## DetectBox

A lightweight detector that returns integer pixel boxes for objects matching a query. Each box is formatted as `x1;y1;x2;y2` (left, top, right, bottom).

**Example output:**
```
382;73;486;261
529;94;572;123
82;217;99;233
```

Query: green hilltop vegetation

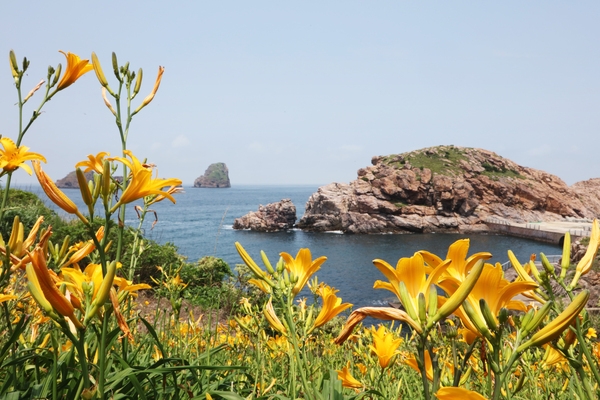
380;145;524;180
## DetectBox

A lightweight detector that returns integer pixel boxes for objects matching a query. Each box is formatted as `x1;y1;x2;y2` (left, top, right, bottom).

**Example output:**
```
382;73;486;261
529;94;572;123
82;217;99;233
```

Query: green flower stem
281;296;314;400
574;317;600;386
416;336;431;400
63;326;90;392
98;310;111;400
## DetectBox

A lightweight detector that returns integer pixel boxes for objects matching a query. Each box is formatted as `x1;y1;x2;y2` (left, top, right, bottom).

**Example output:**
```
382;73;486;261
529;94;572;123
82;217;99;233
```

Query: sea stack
55;171;94;188
193;163;231;188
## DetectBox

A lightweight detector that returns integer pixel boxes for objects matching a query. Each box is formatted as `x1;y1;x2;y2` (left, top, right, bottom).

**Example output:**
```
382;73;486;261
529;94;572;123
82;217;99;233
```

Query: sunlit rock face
298;145;600;234
233;199;296;232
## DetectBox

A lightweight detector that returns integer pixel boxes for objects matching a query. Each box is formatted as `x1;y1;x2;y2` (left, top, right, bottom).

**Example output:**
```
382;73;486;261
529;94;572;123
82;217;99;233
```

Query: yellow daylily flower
145;185;185;206
586;327;597;339
309;285;352;333
373;252;461;325
75;151;109;174
280;248;327;296
0;294;16;304
441;262;537;338
248;278;272;294
110;150;182;211
0;137;46;175
542;344;569;369
419;238;492;282
2;215;43;259
62;226;105;268
369;325;402;369
507;251;547;304
56;51;93;91
336;362;363;388
435;387;488;400
405;350;434;381
264;297;287;335
32;161;88;224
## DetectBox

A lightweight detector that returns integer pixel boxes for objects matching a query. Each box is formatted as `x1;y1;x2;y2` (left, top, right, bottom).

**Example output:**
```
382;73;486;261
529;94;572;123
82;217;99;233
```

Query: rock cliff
56;171;94;188
193;163;230;188
233;199;296;232
297;145;600;234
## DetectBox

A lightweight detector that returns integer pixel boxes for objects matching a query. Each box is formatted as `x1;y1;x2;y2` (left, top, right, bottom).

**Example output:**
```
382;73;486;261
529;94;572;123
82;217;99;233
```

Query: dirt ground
133;291;231;329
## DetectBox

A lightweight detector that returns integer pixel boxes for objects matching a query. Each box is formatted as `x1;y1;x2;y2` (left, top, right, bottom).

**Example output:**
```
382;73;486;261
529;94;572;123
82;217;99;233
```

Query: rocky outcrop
297;145;600;234
194;163;230;188
56;171;94;188
233;199;296;232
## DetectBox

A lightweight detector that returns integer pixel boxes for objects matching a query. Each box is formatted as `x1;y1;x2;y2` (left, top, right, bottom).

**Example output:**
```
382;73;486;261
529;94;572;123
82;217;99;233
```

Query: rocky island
56;171;94;188
233;199;296;232
193;163;230;188
297;145;600;234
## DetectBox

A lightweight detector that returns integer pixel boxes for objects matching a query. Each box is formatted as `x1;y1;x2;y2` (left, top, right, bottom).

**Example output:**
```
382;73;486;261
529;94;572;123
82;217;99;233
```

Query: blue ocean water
20;184;560;309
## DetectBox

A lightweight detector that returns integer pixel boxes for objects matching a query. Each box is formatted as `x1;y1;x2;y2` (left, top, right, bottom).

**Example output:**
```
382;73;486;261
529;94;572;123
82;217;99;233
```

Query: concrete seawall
486;219;592;246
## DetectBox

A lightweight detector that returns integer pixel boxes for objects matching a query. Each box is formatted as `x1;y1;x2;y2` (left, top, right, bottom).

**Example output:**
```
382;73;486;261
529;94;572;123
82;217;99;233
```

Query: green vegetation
206;163;229;182
0;188;64;238
480;161;524;179
381;146;468;176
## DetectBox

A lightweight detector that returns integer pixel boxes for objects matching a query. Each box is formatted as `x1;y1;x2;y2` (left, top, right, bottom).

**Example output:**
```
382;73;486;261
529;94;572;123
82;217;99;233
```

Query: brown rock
233;199;296;232
297;145;600;234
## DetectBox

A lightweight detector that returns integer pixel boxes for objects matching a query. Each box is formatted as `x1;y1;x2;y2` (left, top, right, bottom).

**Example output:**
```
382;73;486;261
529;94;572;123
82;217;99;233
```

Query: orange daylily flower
309;285;352;333
57;51;93;91
369;325;402;369
110;150;182;210
280;248;327;296
435;387;488;400
336;362;363;388
0;137;46;175
75;151;109;174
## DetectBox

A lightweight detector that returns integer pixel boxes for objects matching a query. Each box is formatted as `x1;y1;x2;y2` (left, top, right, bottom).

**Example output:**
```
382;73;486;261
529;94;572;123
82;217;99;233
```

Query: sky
1;2;599;186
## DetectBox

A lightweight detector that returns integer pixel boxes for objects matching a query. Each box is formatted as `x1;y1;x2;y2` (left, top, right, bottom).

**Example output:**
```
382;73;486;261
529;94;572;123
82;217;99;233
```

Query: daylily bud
498;308;509;325
133;68;143;96
51;64;62;87
262;250;275;275
427;284;438;318
540;253;555;277
9;50;19;79
520;308;535;332
91;52;109;88
560;232;571;281
102;160;111;200
92;173;102;200
111;52;120;81
283;269;291;286
523;300;553;336
518;291;588;352
398;281;418;322
85;260;117;321
480;299;498;332
133;66;164;115
432;259;484;325
76;168;93;206
463;300;492;341
418;292;427;324
264;297;286;335
276;258;284;273
59;235;70;259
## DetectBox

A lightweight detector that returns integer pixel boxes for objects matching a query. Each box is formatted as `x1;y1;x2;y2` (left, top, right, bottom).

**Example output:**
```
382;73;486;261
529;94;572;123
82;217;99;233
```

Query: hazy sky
1;2;598;186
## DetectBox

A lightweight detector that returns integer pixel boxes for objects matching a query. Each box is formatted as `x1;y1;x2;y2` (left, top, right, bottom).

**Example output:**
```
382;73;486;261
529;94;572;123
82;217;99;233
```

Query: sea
18;184;560;309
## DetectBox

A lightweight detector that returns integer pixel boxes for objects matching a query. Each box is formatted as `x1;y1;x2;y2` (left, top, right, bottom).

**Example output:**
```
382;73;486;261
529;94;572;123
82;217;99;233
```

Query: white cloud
171;135;190;148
